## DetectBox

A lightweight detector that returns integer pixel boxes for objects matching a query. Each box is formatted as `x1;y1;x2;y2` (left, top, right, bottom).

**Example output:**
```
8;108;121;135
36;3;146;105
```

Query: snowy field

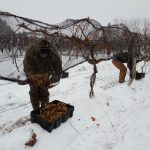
0;54;150;150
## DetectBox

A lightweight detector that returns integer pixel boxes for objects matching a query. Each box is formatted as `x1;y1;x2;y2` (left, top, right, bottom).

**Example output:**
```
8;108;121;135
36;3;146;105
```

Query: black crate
31;100;74;132
136;72;145;80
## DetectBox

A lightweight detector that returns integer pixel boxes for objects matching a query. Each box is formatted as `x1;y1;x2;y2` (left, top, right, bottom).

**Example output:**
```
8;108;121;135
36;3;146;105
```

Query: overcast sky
0;0;150;25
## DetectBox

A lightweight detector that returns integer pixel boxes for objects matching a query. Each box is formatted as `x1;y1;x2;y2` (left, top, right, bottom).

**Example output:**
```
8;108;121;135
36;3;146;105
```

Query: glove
28;74;49;87
18;80;28;85
51;75;60;83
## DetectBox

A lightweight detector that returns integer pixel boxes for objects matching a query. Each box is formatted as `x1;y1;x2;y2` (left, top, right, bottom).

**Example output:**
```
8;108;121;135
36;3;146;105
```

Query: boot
41;100;49;107
31;99;40;110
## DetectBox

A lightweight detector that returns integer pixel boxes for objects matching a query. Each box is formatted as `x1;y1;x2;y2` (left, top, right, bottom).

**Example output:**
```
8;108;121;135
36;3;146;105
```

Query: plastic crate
31;100;74;132
136;72;145;80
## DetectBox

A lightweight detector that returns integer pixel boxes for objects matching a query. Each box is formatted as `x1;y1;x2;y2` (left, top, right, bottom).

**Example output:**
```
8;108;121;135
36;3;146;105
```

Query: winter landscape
0;51;150;150
1;0;150;150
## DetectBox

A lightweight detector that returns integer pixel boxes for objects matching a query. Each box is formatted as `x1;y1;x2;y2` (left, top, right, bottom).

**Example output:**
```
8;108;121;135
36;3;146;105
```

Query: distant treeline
0;18;14;34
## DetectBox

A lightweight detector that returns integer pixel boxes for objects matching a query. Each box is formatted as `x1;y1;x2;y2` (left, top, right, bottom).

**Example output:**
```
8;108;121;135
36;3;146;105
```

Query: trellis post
131;46;137;79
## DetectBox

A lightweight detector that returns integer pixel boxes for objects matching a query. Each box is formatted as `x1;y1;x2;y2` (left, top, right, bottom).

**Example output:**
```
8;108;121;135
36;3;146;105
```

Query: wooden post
131;47;137;79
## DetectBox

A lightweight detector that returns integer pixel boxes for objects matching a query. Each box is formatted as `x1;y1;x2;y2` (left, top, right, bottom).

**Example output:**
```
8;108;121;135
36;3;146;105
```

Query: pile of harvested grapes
40;102;68;123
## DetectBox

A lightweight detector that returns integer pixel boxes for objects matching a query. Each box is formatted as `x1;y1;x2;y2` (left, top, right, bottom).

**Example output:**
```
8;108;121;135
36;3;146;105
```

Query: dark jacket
23;42;62;83
112;52;129;63
112;52;132;70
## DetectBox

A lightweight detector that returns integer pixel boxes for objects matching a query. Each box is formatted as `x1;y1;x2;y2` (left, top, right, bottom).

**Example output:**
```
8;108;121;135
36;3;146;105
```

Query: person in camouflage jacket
23;39;62;110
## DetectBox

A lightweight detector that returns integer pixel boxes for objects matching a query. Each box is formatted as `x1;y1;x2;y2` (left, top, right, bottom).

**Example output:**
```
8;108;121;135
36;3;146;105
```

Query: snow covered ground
0;54;150;150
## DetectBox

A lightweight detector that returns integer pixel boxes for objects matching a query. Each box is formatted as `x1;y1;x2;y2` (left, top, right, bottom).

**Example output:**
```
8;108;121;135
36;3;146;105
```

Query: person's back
112;51;145;82
112;52;128;63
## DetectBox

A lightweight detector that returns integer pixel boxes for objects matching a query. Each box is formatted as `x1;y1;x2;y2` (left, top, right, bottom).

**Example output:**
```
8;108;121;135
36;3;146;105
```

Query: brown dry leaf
91;117;96;121
25;132;37;147
96;124;100;127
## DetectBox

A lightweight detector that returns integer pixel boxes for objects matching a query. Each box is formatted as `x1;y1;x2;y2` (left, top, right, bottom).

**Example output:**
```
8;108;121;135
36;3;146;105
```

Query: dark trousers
29;84;49;110
112;60;127;83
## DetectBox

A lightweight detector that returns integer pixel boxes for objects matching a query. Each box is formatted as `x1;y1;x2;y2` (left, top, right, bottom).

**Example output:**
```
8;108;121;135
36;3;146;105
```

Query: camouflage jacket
23;42;62;83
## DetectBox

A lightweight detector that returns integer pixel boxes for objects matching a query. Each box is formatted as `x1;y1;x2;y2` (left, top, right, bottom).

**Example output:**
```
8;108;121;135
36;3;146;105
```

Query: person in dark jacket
112;51;145;83
23;39;62;110
112;52;132;83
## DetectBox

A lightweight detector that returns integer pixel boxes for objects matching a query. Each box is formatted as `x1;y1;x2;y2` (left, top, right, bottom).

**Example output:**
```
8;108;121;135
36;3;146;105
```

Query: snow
0;53;150;150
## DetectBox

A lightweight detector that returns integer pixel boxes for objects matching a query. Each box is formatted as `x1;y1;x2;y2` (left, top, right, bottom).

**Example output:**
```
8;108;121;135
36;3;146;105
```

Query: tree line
0;18;14;34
